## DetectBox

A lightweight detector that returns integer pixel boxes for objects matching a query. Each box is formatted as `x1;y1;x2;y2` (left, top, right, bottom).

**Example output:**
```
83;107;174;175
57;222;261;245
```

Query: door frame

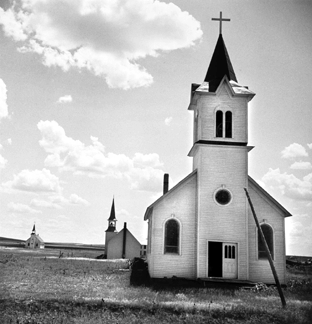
207;240;239;278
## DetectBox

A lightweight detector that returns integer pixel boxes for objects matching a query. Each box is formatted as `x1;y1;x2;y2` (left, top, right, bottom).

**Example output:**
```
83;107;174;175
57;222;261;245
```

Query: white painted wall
147;172;197;279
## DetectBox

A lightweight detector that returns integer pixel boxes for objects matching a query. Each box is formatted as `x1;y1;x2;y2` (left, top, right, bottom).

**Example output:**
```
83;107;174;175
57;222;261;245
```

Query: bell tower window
225;111;232;138
216;110;223;137
215;110;233;138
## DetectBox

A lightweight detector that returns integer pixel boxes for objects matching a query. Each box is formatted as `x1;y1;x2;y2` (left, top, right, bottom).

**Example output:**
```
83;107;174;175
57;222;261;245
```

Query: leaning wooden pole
244;188;286;308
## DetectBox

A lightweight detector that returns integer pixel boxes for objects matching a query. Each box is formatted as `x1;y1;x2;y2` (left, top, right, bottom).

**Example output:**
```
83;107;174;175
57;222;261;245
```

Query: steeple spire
108;198;116;221
31;224;36;235
106;198;117;232
204;34;237;92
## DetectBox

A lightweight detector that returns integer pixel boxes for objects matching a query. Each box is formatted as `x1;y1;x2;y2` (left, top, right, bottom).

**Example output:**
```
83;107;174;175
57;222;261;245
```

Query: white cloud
8;202;41;214
0;0;202;89
308;143;312;149
262;168;312;201
281;143;308;159
30;193;89;208
0;154;8;169
0;6;28;41
165;117;173;126
285;214;312;254
38;120;164;192
7;138;12;145
57;95;73;104
0;78;9;120
30;198;62;209
290;161;312;170
68;193;89;206
2;168;62;193
133;153;163;168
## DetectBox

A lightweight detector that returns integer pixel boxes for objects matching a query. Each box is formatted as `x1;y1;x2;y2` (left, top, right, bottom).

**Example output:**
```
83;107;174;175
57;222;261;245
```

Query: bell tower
188;12;255;279
105;198;118;249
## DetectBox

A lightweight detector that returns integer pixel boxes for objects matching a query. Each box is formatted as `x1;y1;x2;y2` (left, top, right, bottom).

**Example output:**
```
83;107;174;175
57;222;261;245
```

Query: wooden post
122;222;127;259
244;188;286;308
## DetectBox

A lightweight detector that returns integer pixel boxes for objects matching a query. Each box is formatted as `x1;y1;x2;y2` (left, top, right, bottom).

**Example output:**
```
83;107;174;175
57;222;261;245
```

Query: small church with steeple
25;224;45;249
105;199;144;259
144;13;291;284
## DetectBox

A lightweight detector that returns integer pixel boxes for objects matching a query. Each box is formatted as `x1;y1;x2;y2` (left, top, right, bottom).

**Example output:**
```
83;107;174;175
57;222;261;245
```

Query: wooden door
222;243;238;279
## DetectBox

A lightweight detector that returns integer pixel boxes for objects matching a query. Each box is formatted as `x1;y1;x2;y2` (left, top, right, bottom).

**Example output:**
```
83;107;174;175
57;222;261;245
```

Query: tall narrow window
216;111;223;137
164;219;179;254
258;224;274;259
225;111;232;138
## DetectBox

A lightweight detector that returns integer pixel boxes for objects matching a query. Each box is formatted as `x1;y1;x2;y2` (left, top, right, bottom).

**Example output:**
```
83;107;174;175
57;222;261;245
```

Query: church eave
189;77;255;107
188;141;249;157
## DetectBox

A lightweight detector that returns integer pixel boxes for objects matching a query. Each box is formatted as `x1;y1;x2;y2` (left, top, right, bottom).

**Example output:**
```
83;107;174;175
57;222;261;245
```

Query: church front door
222;243;238;279
208;241;238;279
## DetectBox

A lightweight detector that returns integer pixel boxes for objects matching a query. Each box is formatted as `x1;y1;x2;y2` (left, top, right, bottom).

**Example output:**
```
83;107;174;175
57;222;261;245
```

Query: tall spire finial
212;11;230;35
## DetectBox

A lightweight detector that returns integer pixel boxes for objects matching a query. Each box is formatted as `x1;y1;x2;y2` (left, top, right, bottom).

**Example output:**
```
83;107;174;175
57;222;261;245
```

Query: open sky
0;0;311;256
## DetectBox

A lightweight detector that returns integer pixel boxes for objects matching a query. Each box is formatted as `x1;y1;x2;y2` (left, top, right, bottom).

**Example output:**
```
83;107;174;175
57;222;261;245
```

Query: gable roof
109;227;141;245
204;34;237;92
144;170;197;220
248;176;292;217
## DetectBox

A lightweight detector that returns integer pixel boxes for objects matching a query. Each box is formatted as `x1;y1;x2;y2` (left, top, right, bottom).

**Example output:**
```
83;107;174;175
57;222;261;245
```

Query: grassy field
0;248;311;323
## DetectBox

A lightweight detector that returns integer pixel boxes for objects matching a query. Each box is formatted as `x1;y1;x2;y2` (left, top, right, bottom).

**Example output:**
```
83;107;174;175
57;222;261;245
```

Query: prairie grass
0;248;311;323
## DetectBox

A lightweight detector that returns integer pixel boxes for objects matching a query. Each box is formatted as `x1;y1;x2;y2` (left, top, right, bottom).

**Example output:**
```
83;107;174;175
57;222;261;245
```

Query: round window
215;189;232;205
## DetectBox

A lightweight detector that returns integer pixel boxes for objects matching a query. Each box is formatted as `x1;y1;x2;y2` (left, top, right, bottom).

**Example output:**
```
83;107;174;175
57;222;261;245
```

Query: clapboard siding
107;229;141;260
145;76;290;284
196;83;248;143
147;173;197;279
195;144;249;279
247;179;286;284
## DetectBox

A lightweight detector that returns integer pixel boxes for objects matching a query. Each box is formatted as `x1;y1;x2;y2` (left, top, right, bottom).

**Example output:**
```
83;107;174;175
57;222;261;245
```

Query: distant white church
25;224;45;249
144;17;291;284
105;199;145;259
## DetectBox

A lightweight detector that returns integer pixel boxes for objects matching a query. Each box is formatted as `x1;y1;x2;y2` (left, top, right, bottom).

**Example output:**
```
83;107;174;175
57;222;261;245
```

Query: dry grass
0;248;312;323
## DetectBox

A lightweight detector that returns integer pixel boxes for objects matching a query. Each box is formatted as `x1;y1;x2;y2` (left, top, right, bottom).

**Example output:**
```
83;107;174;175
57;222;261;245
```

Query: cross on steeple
212;11;230;35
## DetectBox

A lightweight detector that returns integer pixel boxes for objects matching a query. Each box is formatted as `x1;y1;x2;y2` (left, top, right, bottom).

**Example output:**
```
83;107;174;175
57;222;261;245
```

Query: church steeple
31;224;36;235
105;198;118;253
106;198;117;233
204;34;237;92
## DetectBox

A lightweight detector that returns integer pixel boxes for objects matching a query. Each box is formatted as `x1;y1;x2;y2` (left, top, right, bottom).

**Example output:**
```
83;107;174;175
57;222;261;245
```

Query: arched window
258;224;274;259
164;219;179;254
225;111;232;138
216;111;223;137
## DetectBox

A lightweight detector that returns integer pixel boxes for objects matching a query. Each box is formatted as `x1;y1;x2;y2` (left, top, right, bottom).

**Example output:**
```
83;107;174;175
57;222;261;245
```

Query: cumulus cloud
0;154;8;170
68;193;89;206
308;143;312;150
8;202;41;214
281;143;308;159
30;198;62;209
38;120;164;192
30;193;89;208
0;0;202;89
0;78;9;120
57;95;73;104
290;161;312;170
165;117;173;126
262;168;312;201
2;168;62;193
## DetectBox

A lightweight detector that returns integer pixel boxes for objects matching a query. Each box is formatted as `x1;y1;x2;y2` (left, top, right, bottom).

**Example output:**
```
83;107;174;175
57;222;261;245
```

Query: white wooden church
144;14;292;284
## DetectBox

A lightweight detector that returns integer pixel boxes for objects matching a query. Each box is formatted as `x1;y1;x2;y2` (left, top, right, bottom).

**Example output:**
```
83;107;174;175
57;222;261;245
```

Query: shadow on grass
1;296;312;324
